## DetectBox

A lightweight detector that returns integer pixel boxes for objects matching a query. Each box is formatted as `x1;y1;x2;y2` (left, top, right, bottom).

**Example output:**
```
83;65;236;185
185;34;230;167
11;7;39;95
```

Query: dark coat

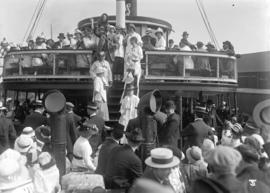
88;114;105;153
24;111;49;130
65;112;79;160
126;117;140;133
214;174;246;193
182;119;210;152
237;163;270;192
95;138;120;175
159;113;180;148
0;117;17;153
105;144;143;189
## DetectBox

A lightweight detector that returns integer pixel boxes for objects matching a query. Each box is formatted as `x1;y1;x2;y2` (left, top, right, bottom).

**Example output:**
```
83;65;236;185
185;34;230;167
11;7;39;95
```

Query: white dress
93;76;109;121
119;95;140;129
72;136;96;171
90;60;112;83
33;165;60;193
180;45;194;69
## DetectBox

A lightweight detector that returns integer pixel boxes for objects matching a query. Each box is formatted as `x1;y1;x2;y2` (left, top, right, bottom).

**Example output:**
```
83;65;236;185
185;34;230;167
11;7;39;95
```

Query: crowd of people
1;13;238;82
0;90;270;193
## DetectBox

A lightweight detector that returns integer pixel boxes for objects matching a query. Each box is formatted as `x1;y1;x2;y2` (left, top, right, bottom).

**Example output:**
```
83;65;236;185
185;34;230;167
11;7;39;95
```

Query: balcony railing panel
145;51;237;83
3;50;93;78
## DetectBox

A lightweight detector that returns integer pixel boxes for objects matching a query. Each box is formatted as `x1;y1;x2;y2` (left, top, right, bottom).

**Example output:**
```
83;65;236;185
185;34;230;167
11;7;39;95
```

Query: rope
195;0;215;45
198;0;220;50
23;0;43;42
26;0;47;42
32;0;47;37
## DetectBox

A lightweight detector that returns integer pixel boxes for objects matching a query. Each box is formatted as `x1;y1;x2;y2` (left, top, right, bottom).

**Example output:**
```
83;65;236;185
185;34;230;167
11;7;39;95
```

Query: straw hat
253;99;270;129
38;152;56;170
145;28;153;34
35;125;51;143
155;27;164;36
14;135;33;153
145;148;180;168
21;127;35;138
0;158;32;191
186;146;202;164
74;29;82;35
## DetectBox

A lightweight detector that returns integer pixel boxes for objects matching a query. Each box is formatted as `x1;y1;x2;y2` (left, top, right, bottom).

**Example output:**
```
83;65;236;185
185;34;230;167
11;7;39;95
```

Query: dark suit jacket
105;144;143;189
95;138;120;175
24;111;49;129
88;114;105;153
65;112;79;160
159;113;180;148
0;117;17;153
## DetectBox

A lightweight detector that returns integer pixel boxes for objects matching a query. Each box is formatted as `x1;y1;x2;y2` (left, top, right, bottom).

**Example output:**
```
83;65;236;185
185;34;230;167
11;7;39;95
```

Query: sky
0;0;269;54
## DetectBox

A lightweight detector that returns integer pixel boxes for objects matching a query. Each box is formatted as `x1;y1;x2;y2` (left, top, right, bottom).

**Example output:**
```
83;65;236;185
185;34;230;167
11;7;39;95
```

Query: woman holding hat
119;84;140;130
72;121;99;172
154;27;166;50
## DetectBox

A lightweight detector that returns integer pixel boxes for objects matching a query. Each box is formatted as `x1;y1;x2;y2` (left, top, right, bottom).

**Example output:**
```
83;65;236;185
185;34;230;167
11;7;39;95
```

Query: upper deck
2;49;237;93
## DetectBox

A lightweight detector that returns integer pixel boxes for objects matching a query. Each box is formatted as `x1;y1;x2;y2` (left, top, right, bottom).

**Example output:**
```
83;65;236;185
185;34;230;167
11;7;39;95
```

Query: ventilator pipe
137;90;162;162
43;90;66;178
116;0;126;28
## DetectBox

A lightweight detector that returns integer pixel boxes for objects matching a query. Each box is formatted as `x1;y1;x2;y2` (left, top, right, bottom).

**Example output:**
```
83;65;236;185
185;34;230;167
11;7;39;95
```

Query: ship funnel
116;0;126;28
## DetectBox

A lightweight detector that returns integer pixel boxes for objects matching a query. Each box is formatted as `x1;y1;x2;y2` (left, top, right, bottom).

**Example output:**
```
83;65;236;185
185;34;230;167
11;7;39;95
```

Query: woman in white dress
72;121;99;172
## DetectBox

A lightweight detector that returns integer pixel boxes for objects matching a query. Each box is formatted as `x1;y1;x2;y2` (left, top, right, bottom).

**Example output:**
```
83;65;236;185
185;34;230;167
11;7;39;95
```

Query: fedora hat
125;127;144;143
34;100;43;108
58;33;66;39
253;99;270;129
145;148;180;168
14;135;33;153
80;121;99;135
186;146;202;164
155;27;164;35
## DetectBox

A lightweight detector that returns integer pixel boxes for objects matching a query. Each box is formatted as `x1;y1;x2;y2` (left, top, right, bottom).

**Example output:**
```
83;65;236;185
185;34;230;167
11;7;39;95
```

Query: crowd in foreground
0;92;270;193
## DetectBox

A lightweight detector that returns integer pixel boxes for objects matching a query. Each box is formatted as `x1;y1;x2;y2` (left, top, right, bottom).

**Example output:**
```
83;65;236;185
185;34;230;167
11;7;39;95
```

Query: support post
116;0;126;28
234;92;238;116
178;95;183;150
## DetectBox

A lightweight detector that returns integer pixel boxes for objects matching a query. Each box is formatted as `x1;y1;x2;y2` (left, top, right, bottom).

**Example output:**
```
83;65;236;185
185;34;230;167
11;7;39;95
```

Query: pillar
116;0;126;28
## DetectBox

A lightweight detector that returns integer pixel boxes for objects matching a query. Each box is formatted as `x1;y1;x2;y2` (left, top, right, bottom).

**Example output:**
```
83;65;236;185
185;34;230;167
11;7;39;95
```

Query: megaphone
137;89;162;115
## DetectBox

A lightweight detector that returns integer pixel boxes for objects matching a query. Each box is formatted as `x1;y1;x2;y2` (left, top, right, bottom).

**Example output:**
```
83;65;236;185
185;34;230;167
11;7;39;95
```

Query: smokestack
116;0;126;28
126;0;137;16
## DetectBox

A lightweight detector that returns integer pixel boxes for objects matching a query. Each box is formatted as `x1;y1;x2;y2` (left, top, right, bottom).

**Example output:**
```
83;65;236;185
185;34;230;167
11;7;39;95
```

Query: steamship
2;0;238;123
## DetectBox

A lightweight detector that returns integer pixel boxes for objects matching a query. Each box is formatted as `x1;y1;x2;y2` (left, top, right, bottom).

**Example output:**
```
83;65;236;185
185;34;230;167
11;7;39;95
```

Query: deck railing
3;50;93;79
145;51;237;83
3;49;237;84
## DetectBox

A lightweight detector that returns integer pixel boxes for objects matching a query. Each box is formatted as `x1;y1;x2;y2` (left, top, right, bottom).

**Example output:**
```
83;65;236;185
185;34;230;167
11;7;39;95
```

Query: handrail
145;50;237;83
6;49;93;55
145;50;237;59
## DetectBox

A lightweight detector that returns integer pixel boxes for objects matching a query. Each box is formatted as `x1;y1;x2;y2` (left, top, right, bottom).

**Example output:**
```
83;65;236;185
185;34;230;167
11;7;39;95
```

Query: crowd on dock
0;91;270;193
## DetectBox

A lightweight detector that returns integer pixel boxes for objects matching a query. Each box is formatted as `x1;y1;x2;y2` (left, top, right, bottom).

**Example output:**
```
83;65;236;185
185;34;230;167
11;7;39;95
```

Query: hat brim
155;31;163;35
145;156;179;169
186;149;197;164
253;99;270;128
